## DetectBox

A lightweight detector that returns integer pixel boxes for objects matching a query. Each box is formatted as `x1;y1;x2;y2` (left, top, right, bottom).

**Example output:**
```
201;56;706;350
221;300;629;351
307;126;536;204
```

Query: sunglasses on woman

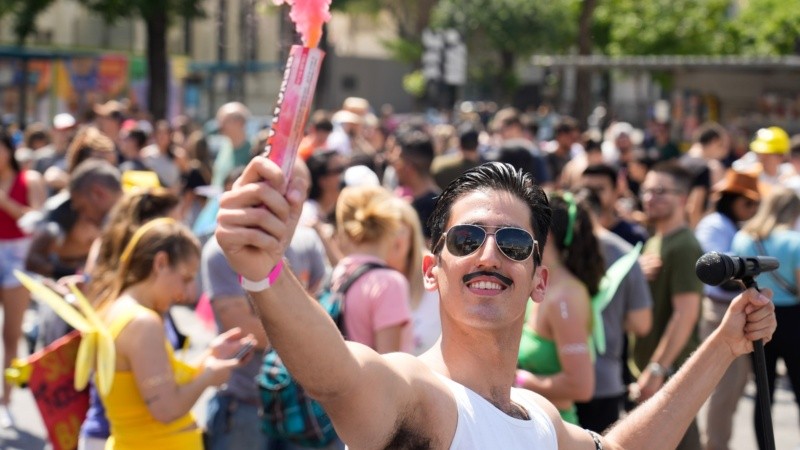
436;224;538;262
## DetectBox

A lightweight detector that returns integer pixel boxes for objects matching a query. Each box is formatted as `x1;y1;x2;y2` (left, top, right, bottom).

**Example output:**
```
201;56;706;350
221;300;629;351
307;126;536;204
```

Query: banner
24;331;90;450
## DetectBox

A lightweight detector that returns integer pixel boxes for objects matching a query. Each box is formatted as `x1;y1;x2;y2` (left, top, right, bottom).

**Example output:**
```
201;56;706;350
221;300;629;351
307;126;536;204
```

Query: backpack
257;262;387;447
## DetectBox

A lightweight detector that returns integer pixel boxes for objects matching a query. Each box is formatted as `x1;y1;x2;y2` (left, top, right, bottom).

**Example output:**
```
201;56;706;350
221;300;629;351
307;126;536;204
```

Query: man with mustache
216;160;776;449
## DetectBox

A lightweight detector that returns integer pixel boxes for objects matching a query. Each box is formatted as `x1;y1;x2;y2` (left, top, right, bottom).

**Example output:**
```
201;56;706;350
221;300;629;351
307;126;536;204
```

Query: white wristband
239;260;284;292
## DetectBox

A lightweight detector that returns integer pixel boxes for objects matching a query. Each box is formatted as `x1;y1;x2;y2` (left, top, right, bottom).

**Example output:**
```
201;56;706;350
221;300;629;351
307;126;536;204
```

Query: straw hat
712;169;761;201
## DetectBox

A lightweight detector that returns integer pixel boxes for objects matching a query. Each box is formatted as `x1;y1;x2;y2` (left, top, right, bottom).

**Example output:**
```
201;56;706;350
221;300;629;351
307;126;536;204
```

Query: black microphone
695;252;780;286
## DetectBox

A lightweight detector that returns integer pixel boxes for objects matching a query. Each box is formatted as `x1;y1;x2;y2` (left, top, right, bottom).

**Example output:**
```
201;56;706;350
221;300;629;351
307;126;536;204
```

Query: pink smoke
272;0;332;48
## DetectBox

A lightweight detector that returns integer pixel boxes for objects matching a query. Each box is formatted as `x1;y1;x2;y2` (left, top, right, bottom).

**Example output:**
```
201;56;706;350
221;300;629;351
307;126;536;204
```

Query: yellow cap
750;127;790;155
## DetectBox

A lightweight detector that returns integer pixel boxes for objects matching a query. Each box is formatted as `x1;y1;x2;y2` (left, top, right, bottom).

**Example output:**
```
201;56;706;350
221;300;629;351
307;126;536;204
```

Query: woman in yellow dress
96;218;252;449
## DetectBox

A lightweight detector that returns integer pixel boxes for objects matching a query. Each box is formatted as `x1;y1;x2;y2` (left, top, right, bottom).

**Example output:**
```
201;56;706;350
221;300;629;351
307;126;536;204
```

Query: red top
0;171;30;239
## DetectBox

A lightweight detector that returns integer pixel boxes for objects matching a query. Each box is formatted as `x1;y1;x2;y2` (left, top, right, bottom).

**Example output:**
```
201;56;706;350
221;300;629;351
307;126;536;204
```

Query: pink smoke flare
273;0;332;48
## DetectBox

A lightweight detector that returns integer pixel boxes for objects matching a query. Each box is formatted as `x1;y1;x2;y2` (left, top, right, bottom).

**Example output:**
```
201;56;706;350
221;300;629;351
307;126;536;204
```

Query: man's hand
639;254;662;282
635;367;665;403
716;287;776;357
215;157;309;281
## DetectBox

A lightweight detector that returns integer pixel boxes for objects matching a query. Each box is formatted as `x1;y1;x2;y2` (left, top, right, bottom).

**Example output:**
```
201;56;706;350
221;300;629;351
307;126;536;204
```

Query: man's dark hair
429;162;551;266
69;159;122;195
306;149;340;201
494;108;522;131
126;128;148;149
398;130;435;174
458;124;479;152
554;117;579;136
649;160;692;193
521;113;539;138
716;192;744;224
310;111;333;133
584;138;601;153
25;123;49;148
694;122;725;146
575;186;603;218
582;164;617;187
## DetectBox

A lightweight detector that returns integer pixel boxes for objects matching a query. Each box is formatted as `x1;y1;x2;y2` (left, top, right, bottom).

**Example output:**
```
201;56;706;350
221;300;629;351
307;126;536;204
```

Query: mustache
462;271;513;286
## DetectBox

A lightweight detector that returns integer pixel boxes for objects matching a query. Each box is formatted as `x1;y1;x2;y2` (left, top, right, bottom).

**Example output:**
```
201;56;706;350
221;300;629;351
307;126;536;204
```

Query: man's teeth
469;281;503;290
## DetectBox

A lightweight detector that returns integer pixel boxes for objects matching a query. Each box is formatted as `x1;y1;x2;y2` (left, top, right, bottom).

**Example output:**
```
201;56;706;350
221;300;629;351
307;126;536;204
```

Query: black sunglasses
436;224;538;262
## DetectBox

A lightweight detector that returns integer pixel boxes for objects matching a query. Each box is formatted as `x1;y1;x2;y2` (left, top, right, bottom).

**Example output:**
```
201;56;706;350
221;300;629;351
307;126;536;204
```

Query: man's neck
406;175;439;198
599;210;620;230
461;150;480;163
228;133;247;149
432;321;522;411
654;214;686;237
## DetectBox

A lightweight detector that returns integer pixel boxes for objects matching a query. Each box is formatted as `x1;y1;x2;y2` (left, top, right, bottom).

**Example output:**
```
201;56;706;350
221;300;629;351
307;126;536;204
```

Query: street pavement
1;305;798;450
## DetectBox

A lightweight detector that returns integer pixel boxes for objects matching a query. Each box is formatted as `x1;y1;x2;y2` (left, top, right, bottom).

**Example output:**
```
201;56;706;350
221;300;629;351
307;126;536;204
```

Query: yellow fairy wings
11;270;115;396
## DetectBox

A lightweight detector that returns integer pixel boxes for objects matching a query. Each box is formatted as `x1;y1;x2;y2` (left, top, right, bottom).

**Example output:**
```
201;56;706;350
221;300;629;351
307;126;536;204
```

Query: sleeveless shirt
437;374;558;450
0;171;29;239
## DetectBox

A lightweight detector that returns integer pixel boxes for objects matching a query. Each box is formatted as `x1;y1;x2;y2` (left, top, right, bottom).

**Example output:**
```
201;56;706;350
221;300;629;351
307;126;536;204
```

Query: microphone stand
742;276;775;450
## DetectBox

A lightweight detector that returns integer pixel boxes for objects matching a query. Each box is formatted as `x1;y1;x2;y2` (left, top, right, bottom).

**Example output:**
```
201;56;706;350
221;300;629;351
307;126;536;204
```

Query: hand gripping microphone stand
695;252;776;450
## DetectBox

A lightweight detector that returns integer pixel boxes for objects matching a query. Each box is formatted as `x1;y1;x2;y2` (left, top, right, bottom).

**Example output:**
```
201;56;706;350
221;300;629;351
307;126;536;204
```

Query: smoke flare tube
264;45;325;189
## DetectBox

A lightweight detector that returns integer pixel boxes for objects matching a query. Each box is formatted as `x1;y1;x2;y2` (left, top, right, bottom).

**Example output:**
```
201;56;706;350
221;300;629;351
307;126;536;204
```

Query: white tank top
438;374;558;450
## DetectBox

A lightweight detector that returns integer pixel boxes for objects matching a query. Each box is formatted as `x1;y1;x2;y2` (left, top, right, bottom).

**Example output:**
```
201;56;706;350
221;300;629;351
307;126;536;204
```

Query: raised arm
214;157;426;447
602;288;775;450
549;287;776;450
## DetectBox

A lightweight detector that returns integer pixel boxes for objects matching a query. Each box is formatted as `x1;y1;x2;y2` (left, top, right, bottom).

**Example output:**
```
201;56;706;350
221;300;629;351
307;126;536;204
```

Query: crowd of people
0;94;793;449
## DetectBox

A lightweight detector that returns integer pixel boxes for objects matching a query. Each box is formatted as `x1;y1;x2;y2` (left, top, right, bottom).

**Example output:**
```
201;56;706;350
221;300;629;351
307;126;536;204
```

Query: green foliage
734;0;800;55
431;0;578;97
1;0;57;43
382;37;423;65
0;0;204;43
79;0;204;23
593;0;739;55
432;0;579;55
403;70;426;98
331;0;382;15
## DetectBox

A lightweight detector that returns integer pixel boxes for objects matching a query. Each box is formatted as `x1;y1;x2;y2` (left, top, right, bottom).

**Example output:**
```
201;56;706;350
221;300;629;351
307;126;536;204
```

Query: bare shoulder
514;387;562;423
514;388;595;450
108;304;164;347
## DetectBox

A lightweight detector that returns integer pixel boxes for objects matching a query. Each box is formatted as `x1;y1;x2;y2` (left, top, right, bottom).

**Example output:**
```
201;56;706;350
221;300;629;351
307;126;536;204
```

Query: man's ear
422;253;439;291
530;265;549;303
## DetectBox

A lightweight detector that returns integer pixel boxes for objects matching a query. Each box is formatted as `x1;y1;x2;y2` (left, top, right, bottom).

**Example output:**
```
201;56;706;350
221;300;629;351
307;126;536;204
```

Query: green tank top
517;300;579;424
518;301;561;375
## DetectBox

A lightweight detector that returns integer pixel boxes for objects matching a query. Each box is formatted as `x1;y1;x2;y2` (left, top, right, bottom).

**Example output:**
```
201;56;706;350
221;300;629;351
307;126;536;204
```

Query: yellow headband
119;217;177;264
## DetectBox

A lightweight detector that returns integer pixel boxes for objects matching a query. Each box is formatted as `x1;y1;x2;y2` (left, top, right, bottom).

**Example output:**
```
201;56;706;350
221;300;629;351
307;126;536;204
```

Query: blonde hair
96;218;199;309
741;187;800;240
392;198;425;304
336;186;401;245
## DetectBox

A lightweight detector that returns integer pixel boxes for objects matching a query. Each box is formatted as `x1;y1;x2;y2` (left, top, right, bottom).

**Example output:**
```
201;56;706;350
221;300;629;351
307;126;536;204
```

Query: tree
733;0;800;55
332;0;436;65
574;0;598;126
81;0;204;120
1;0;58;127
432;0;577;101
593;0;738;56
1;0;203;120
2;0;55;45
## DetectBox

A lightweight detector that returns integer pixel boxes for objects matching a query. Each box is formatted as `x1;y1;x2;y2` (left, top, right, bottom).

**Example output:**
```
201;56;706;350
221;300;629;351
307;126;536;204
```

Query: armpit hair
382;408;434;450
383;426;433;450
